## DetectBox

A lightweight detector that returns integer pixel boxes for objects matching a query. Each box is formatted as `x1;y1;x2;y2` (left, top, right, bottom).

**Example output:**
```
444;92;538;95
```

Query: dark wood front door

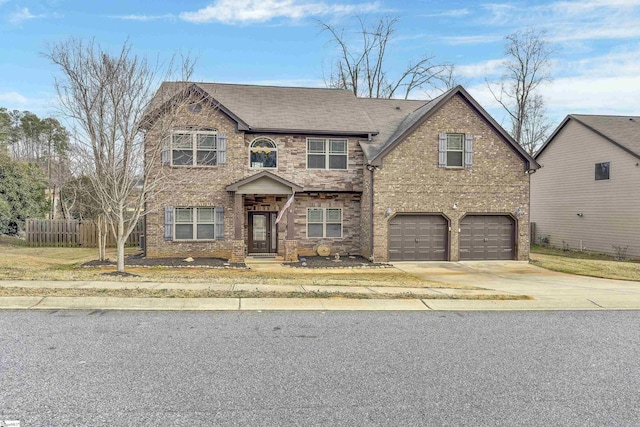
248;212;277;253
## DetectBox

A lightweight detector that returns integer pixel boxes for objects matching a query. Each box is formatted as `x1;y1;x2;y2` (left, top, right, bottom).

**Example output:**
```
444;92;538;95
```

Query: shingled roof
156;81;376;135
151;82;537;167
537;114;640;160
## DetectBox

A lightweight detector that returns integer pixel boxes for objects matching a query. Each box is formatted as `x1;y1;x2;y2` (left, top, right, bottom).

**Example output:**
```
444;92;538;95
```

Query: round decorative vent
316;244;331;257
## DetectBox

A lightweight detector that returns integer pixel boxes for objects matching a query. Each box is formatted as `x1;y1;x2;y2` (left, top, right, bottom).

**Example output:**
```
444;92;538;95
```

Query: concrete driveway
393;261;640;310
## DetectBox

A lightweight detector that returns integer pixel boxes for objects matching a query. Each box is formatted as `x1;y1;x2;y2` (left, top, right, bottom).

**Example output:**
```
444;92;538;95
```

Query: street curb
0;296;637;311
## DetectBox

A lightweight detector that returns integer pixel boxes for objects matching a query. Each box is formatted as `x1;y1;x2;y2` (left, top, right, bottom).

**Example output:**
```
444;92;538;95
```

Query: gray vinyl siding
531;119;640;257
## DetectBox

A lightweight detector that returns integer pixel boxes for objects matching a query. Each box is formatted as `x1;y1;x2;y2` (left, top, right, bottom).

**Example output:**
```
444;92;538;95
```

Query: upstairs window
307;138;348;170
595;162;610;180
439;133;473;168
250;138;278;168
162;130;227;167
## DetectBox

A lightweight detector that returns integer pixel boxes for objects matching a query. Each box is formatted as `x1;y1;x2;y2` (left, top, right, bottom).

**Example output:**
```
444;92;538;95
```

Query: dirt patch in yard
288;255;390;269
80;253;247;269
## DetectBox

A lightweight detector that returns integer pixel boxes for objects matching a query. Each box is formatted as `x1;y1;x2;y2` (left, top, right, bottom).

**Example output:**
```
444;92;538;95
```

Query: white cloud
113;14;175;21
0;91;29;106
179;0;380;24
421;8;469;18
475;0;640;43
467;47;640;125
542;75;640;115
440;34;503;45
8;7;41;25
456;59;505;78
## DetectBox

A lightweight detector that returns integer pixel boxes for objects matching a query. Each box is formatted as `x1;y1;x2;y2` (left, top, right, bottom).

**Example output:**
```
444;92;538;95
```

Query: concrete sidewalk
1;265;640;310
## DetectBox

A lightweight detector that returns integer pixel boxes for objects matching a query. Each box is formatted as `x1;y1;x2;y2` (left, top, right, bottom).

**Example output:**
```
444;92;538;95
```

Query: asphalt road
1;310;639;426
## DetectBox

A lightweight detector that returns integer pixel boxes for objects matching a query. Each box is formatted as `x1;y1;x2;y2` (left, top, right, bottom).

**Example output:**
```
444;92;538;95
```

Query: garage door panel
389;215;447;261
460;215;514;261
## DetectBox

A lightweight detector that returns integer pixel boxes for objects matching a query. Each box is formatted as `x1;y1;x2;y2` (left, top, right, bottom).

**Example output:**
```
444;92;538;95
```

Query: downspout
369;165;374;260
367;133;375;260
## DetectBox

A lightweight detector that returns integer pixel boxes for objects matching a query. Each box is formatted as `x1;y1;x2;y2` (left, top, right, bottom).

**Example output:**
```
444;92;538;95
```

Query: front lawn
530;245;640;281
0;240;464;289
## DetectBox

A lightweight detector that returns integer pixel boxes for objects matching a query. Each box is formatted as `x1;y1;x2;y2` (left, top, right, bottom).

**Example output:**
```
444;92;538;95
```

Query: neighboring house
531;114;640;258
144;82;538;262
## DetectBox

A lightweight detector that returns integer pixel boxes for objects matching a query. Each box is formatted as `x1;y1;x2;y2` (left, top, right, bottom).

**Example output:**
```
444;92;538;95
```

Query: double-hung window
438;133;473;168
307;208;342;238
167;207;224;241
307;138;348;169
165;130;226;167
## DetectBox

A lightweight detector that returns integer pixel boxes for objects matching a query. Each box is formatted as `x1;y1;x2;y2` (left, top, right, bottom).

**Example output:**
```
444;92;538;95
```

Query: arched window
250;138;277;168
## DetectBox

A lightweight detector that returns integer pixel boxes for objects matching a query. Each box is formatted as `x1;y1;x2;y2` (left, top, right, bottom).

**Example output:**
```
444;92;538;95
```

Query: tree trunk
116;216;125;273
97;216;106;261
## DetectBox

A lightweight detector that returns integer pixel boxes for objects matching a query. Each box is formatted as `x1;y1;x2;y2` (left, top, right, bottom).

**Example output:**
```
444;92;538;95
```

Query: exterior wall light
385;208;392;218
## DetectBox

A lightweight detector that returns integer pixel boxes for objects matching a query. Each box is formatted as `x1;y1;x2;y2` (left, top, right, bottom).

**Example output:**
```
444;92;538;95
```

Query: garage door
389;215;447;261
459;215;514;260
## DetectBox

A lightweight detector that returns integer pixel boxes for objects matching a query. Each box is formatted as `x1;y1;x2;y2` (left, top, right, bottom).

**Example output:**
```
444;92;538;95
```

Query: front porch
226;171;302;263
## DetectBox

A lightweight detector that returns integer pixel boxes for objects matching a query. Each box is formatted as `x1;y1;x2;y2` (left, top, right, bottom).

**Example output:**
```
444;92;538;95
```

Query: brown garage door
459;215;514;260
389;215;447;261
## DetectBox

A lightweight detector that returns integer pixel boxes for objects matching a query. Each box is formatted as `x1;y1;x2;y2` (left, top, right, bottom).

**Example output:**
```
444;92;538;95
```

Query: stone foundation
283;239;298;262
231;239;245;262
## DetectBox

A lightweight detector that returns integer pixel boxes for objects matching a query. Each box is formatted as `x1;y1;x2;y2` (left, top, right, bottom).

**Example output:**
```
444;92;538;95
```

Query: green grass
530;245;640;281
531;244;637;262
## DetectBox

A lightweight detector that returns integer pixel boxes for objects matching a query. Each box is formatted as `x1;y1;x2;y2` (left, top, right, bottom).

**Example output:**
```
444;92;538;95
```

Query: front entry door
248;212;277;253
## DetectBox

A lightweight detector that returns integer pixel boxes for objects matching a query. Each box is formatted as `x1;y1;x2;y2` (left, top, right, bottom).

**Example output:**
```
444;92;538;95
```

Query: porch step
245;255;285;263
247;253;279;258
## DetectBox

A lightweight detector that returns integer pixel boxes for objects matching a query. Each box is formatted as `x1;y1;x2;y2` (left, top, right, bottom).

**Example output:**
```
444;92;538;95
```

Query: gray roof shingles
153;82;533;166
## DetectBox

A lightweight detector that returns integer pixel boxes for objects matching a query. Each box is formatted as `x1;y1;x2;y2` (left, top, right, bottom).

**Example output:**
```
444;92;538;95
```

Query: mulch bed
80;253;246;269
287;255;392;269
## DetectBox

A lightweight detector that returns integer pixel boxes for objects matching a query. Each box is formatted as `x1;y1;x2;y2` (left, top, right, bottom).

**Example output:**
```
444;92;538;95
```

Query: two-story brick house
144;82;538;263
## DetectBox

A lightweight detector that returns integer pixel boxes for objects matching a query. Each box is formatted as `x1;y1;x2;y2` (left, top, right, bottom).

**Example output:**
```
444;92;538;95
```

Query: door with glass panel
248;212;277;253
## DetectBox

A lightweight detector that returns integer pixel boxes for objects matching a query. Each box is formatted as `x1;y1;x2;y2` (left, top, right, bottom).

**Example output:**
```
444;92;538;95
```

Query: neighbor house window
163;130;227;167
595;162;610;180
307;208;342;238
307;138;348;169
438;133;473;168
173;207;223;240
250;138;277;168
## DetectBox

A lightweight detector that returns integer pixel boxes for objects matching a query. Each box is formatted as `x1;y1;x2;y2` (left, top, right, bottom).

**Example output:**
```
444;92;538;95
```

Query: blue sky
1;0;639;128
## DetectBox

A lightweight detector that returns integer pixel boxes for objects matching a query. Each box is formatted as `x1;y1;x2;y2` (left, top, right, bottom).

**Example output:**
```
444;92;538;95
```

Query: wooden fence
26;219;143;248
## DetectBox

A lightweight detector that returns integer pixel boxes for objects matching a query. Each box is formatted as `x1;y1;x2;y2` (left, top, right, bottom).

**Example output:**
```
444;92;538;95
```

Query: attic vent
188;103;202;114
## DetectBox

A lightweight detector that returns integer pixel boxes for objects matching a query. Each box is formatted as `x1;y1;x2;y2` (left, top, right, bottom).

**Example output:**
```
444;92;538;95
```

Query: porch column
286;196;295;240
230;192;245;262
284;195;298;262
234;193;243;239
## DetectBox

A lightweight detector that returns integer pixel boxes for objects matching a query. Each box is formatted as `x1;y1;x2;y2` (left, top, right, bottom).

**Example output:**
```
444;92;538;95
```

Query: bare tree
320;16;455;99
45;39;195;273
488;28;553;154
521;94;553;155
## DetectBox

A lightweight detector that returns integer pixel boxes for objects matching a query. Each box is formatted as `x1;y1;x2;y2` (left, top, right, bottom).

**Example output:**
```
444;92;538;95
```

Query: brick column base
230;240;245;263
283;240;298;262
